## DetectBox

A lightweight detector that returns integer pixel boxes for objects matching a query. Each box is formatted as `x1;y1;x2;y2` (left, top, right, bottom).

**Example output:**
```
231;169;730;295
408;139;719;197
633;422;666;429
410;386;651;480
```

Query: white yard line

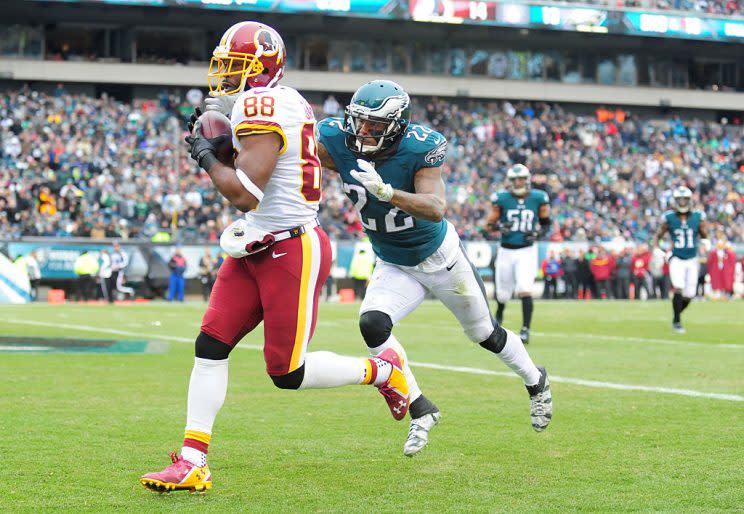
3;318;742;403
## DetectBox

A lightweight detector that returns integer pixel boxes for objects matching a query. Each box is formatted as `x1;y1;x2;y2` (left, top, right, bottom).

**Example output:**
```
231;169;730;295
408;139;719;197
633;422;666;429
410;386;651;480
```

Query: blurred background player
110;241;135;301
141;22;409;494
167;246;187;302
317;80;552;456
487;164;550;344
654;186;708;334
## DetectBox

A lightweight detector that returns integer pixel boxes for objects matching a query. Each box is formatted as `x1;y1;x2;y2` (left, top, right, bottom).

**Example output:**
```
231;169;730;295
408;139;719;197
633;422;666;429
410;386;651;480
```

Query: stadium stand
1;87;741;244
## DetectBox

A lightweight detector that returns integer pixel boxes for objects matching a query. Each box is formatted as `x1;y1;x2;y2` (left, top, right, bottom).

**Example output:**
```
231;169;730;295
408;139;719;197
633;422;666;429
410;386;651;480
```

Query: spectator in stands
167;246;187;302
590;247;616;299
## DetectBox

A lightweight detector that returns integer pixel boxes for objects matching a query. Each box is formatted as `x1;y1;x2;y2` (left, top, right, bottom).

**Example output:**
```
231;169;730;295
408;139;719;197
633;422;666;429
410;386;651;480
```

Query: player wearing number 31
653;186;708;334
141;22;412;494
317;80;553;457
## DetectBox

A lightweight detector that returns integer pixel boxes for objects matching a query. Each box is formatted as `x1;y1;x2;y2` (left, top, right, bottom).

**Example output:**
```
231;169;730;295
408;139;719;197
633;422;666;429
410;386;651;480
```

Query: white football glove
350;159;394;202
204;93;239;116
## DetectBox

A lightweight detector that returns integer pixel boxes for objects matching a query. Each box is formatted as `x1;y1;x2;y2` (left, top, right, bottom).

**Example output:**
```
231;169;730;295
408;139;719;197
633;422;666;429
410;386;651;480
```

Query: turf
1;300;742;513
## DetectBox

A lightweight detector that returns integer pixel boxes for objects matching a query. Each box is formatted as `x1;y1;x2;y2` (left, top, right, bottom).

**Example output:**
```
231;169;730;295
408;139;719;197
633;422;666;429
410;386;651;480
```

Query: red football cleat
376;348;410;421
140;452;212;493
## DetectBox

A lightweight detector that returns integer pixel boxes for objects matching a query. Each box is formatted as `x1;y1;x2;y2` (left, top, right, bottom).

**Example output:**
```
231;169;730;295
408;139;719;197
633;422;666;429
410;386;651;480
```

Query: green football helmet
344;80;411;156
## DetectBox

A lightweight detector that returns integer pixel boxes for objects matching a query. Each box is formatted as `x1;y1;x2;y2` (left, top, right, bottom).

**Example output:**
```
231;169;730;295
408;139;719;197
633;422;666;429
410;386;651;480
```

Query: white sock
369;335;422;402
181;446;207;468
182;357;228;466
497;329;541;386
299;351;370;389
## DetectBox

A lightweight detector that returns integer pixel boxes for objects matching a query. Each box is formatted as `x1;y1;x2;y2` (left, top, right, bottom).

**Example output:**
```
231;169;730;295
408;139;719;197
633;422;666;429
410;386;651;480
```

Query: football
197;110;234;166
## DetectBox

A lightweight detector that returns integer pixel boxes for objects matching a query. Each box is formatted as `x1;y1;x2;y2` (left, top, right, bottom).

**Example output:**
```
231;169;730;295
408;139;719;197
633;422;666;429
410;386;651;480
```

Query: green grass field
1;300;743;513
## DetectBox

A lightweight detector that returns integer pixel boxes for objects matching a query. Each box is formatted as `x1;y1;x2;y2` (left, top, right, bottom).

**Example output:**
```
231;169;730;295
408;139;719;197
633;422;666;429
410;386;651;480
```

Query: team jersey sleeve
230;87;294;154
317;117;345;148
661;210;673;227
537;189;550;206
415;130;447;169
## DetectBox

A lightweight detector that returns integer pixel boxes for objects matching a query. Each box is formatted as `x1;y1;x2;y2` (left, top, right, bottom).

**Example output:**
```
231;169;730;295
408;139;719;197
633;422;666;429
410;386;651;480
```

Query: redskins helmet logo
254;29;280;60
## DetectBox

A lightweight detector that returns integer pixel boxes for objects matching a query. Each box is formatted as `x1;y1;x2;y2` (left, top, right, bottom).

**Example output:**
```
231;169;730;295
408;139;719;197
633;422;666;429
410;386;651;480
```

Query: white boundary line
3;318;742;403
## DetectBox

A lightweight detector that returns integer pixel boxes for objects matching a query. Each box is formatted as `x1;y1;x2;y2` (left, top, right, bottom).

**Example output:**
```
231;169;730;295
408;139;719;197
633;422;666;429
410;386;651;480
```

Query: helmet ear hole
262;68;269;74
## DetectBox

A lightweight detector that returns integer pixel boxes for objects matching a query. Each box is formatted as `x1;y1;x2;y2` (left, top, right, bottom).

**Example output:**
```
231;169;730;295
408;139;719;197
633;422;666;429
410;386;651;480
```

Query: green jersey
664;210;705;260
491;189;549;248
318;117;447;266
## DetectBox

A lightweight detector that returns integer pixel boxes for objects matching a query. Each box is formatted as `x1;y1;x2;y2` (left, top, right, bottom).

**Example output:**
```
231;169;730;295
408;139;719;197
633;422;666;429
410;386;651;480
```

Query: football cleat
376;348;410;421
140;452;212;493
520;327;530;345
672;322;686;334
403;411;441;457
526;367;552;432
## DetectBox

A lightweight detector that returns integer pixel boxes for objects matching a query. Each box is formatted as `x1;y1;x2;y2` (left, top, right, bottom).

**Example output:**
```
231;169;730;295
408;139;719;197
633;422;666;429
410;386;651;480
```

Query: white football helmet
672;186;693;213
507;164;531;196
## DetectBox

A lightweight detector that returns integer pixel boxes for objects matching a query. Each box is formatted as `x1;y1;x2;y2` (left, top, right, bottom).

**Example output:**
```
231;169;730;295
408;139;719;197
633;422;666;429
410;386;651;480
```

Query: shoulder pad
317;117;345;138
404;125;447;168
534;189;549;203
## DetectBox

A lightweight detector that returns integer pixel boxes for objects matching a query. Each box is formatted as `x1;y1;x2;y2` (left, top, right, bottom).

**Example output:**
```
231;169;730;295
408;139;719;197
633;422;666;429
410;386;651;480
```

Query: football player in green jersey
653;186;708;333
317;80;553;455
486;164;551;344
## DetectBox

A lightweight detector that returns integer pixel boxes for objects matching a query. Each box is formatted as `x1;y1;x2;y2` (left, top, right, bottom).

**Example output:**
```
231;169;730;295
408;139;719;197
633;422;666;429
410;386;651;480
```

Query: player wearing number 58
316;80;553;457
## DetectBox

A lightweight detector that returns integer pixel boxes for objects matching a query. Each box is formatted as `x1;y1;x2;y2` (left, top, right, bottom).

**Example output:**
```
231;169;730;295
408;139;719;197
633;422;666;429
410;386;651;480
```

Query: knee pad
195;331;233;360
269;365;305;390
359;311;393;348
479;325;507;354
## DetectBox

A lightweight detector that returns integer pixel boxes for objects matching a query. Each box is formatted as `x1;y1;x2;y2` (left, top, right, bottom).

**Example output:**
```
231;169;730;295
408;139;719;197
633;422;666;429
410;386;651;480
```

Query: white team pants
360;222;494;343
669;256;698;298
495;245;537;304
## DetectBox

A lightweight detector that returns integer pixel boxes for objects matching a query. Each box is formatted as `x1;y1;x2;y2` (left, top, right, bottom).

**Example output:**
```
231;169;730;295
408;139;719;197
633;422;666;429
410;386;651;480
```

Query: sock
521;296;533;329
409;394;439;419
496;328;541;386
368;335;422;403
298;351;388;389
364;357;393;386
495;302;505;322
182;357;228;466
681;297;691;312
672;293;683;323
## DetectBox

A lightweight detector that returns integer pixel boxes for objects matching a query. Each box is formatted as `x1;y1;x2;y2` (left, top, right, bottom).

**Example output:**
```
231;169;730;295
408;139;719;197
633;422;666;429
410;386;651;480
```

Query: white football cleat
403;412;441;457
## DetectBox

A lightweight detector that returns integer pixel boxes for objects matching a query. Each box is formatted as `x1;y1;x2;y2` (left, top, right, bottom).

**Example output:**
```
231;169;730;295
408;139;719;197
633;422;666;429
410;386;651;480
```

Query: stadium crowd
1;87;742;248
566;0;741;16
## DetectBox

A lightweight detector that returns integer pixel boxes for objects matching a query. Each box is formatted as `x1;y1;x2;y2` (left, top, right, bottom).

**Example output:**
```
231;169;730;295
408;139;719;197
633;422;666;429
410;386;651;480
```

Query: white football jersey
230;85;321;232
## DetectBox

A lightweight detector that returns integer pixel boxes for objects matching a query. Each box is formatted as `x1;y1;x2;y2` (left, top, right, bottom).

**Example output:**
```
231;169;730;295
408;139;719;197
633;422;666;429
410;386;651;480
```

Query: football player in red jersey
140;21;409;494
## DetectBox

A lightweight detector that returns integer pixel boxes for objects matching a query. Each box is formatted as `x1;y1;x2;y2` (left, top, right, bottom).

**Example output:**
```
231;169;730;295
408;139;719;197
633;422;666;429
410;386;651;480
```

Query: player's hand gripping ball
185;108;234;168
